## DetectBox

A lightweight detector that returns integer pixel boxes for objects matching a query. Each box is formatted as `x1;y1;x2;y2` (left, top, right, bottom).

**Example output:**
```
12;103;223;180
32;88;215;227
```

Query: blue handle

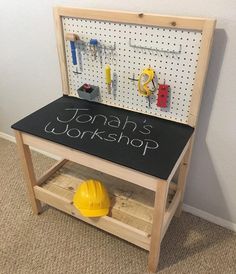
70;41;77;65
89;39;98;46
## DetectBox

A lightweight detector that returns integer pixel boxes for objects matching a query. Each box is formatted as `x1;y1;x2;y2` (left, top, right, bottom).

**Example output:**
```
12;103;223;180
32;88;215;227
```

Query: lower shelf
34;161;177;250
35;161;158;250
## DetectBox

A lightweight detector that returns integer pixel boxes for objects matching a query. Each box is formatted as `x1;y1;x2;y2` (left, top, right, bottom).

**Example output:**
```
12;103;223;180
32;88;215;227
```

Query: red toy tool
157;84;169;108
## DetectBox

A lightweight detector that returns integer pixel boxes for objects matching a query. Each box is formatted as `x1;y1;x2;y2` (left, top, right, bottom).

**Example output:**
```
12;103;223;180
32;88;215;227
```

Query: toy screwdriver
65;33;79;65
105;65;112;93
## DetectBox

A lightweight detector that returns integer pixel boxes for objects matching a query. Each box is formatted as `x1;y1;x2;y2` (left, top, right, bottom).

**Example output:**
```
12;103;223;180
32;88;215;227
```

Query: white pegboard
62;17;202;124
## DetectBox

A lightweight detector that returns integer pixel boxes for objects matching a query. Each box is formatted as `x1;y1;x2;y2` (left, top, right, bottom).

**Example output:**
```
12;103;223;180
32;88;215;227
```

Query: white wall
0;0;236;225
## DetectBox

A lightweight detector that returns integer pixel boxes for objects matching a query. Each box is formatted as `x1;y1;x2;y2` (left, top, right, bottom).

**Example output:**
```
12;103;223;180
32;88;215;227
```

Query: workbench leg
175;137;193;217
14;130;42;214
148;180;169;273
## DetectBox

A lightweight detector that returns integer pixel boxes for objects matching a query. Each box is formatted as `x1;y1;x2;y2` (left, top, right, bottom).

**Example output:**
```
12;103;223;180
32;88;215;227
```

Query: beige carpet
0;138;235;274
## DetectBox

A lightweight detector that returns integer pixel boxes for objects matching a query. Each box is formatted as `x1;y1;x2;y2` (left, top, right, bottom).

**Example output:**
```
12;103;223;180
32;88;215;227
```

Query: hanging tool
105;65;112;94
99;47;103;68
112;72;118;97
65;33;81;74
89;39;98;60
157;83;169;108
65;33;79;65
138;67;157;97
128;74;138;83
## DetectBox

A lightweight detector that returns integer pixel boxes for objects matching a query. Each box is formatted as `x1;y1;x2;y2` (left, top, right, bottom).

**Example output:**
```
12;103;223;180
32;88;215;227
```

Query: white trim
1;131;236;232
0;132;60;160
183;204;236;232
0;132;16;143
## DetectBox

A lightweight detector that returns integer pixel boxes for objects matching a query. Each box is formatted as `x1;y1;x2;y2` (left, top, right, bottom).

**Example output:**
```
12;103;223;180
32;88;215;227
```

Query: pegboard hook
129;38;182;56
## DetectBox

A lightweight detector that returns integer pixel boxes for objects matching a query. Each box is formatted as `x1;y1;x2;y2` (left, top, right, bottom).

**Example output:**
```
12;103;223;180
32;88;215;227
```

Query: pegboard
54;8;215;126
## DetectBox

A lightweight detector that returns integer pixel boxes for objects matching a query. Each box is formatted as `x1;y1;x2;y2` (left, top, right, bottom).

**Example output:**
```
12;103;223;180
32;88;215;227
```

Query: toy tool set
62;15;203;124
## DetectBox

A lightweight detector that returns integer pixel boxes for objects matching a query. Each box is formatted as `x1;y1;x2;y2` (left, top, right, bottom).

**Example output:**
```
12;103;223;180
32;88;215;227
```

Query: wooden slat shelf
34;186;151;250
34;161;176;250
35;161;155;249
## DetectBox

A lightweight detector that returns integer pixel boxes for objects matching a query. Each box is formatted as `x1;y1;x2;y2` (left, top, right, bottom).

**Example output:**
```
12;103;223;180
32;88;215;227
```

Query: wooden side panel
37;159;68;185
14;130;42;214
148;180;169;272
53;8;69;94
162;190;181;240
175;135;195;217
188;20;216;126
167;140;191;182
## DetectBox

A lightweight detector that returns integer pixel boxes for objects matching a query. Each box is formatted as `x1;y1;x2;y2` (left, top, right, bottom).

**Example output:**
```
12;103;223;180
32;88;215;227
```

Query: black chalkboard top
12;96;194;179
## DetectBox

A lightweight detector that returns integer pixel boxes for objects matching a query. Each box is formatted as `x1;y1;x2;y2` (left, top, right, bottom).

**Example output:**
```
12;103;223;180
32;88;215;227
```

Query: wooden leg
14;130;42;214
148;180;169;273
175;136;194;217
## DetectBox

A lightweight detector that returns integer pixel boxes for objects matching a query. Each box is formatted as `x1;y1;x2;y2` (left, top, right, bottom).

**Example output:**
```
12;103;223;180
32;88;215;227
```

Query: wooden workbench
12;95;193;271
12;6;215;273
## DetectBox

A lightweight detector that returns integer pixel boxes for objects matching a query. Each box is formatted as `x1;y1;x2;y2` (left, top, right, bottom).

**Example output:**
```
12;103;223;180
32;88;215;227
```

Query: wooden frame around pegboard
54;7;215;128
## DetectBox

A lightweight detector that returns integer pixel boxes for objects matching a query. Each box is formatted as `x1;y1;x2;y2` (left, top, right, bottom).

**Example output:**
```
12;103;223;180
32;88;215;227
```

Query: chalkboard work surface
12;96;194;179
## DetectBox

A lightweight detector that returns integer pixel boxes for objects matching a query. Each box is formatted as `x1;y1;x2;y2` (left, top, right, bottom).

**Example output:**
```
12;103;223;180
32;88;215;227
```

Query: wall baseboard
0;131;60;160
1;131;236;232
0;132;16;143
183;204;236;232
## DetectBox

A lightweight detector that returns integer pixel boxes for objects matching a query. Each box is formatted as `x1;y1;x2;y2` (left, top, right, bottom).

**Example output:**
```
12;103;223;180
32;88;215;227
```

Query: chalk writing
44;108;160;156
57;108;88;123
56;108;152;134
45;122;68;135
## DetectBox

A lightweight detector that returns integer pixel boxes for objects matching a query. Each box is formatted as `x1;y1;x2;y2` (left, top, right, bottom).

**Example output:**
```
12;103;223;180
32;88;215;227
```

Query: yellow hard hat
73;179;110;217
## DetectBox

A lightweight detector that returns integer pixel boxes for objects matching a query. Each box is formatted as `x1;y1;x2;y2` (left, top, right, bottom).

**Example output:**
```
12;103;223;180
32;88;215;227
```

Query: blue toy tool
89;39;98;46
65;33;79;66
89;39;98;60
70;41;77;65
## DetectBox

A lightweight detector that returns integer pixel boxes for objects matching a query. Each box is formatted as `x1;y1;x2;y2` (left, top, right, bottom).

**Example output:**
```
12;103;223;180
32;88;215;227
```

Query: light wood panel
167;140;191;182
14;130;42;214
34;185;151;250
53;8;69;94
148;180;169;273
21;132;162;191
37;159;68;185
188;19;216;126
33;159;182;253
39;161;155;234
54;7;207;31
175;135;195;217
162;190;181;240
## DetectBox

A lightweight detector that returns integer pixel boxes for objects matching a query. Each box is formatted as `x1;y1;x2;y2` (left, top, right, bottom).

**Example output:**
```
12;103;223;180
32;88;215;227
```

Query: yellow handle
105;65;111;84
138;67;156;97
